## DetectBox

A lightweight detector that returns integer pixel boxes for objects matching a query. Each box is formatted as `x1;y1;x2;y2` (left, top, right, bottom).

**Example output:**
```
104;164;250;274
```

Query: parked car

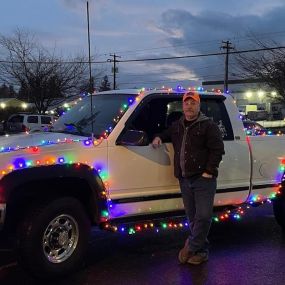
0;121;5;135
4;113;57;133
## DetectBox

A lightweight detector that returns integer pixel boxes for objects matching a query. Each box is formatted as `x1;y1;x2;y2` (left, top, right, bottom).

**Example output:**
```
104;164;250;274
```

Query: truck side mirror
116;130;149;146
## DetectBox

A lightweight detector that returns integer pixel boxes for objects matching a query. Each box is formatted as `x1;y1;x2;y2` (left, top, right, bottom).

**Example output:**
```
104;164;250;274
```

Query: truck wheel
16;197;91;279
273;194;285;230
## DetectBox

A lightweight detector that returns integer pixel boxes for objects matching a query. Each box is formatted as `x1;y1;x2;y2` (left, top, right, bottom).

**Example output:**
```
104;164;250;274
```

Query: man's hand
152;137;162;148
202;172;213;178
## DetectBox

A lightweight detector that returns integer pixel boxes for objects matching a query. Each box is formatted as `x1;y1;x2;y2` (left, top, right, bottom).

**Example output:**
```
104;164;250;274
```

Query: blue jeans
179;176;216;255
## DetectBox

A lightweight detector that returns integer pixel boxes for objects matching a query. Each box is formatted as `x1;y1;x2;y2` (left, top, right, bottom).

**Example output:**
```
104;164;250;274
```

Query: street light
257;90;265;98
245;91;253;98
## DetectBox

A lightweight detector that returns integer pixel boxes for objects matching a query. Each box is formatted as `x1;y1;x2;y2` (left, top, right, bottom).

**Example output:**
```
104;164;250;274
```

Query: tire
273;194;285;230
16;197;91;279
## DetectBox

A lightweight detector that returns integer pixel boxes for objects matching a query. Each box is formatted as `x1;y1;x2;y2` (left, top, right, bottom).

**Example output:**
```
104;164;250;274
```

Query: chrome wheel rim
42;214;79;263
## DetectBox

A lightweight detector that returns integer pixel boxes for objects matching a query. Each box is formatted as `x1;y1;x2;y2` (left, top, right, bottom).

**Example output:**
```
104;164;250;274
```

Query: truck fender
0;163;108;225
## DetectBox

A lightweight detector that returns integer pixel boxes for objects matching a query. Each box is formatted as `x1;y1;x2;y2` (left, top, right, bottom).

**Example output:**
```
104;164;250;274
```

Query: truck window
128;98;169;140
52;94;136;137
126;96;233;142
165;98;234;141
201;99;234;140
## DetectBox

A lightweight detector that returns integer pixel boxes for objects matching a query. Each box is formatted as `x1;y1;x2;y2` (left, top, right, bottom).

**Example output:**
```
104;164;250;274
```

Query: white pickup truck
0;88;284;279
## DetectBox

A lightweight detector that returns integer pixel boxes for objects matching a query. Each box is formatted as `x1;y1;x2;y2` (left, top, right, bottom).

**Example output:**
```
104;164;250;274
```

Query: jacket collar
179;112;209;127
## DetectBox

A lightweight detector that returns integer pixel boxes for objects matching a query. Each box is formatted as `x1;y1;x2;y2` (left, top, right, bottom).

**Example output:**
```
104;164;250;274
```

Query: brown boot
187;253;208;265
178;238;193;264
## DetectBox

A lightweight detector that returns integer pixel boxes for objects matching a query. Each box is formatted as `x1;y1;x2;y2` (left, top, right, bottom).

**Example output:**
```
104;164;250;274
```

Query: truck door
107;95;251;219
107;96;182;218
203;97;251;205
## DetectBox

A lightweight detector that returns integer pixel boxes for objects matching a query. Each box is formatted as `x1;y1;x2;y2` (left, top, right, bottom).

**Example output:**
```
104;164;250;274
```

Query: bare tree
0;29;94;113
234;36;285;104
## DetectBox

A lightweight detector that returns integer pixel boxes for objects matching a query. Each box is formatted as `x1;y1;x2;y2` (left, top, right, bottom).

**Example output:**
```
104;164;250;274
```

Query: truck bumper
0;203;6;230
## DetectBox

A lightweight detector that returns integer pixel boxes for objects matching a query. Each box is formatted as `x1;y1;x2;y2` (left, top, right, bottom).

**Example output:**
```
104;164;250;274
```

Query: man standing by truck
152;91;225;265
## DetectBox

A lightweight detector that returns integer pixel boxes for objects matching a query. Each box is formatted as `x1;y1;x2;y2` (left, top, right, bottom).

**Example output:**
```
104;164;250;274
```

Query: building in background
0;98;30;110
202;79;285;120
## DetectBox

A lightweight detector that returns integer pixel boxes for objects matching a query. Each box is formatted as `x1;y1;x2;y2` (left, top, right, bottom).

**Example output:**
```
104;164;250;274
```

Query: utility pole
108;54;121;90
221;40;234;93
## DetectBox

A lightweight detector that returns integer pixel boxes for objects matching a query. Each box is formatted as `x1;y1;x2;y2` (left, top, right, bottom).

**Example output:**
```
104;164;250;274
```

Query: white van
5;113;57;133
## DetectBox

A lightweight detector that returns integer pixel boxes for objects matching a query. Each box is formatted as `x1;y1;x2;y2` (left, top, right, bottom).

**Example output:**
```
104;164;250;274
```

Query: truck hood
0;131;108;182
0;132;87;149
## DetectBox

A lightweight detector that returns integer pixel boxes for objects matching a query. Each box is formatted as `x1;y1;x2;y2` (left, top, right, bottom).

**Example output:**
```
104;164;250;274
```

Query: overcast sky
1;0;285;90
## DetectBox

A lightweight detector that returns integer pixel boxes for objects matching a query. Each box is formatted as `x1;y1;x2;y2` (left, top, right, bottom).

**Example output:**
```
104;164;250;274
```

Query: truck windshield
51;94;135;137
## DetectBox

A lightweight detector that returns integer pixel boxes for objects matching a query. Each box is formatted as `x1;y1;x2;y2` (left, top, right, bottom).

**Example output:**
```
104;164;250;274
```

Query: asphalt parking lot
1;203;285;285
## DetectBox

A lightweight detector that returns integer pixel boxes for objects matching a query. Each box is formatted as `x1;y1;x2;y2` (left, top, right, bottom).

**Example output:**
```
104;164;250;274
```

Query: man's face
183;98;200;120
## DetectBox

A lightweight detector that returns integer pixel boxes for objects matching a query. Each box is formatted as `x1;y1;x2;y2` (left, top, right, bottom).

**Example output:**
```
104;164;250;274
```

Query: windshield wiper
50;111;101;137
64;122;84;135
50;128;91;137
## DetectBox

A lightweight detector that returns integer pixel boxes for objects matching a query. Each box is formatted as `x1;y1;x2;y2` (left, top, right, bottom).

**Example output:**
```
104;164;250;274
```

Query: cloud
150;5;285;85
3;0;285;90
115;2;285;89
53;1;285;89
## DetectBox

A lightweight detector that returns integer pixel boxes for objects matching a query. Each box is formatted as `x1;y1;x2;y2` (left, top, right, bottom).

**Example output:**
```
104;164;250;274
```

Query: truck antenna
86;1;94;141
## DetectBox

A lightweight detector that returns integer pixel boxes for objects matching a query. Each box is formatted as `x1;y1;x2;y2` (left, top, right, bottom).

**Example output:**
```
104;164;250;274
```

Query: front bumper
0;203;6;230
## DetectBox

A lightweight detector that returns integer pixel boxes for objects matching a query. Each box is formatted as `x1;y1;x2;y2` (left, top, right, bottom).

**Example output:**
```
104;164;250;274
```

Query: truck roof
94;88;227;100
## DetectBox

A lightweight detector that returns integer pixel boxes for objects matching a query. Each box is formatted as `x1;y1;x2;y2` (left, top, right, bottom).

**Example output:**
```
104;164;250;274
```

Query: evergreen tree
18;83;29;101
0;84;18;98
8;85;16;98
0;84;9;98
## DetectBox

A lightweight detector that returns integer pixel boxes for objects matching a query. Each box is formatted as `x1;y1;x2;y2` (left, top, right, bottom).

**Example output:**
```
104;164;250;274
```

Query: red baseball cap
183;91;200;103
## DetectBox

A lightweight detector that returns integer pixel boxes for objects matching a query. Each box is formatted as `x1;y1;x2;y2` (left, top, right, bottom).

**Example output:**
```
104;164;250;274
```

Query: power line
1;46;284;65
118;73;226;85
118;63;223;77
0;59;108;64
116;46;285;63
105;30;285;56
53;28;285;58
88;70;244;83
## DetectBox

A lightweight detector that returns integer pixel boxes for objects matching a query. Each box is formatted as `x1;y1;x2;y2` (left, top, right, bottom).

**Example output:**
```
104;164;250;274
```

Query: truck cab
105;89;251;218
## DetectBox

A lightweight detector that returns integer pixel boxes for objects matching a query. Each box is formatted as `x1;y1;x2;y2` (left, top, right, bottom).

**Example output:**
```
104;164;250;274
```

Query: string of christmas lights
102;160;285;234
0;91;143;178
0;88;284;234
102;183;283;235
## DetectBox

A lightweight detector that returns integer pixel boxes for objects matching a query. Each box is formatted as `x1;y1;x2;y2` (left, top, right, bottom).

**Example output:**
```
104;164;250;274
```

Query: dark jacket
158;113;225;178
